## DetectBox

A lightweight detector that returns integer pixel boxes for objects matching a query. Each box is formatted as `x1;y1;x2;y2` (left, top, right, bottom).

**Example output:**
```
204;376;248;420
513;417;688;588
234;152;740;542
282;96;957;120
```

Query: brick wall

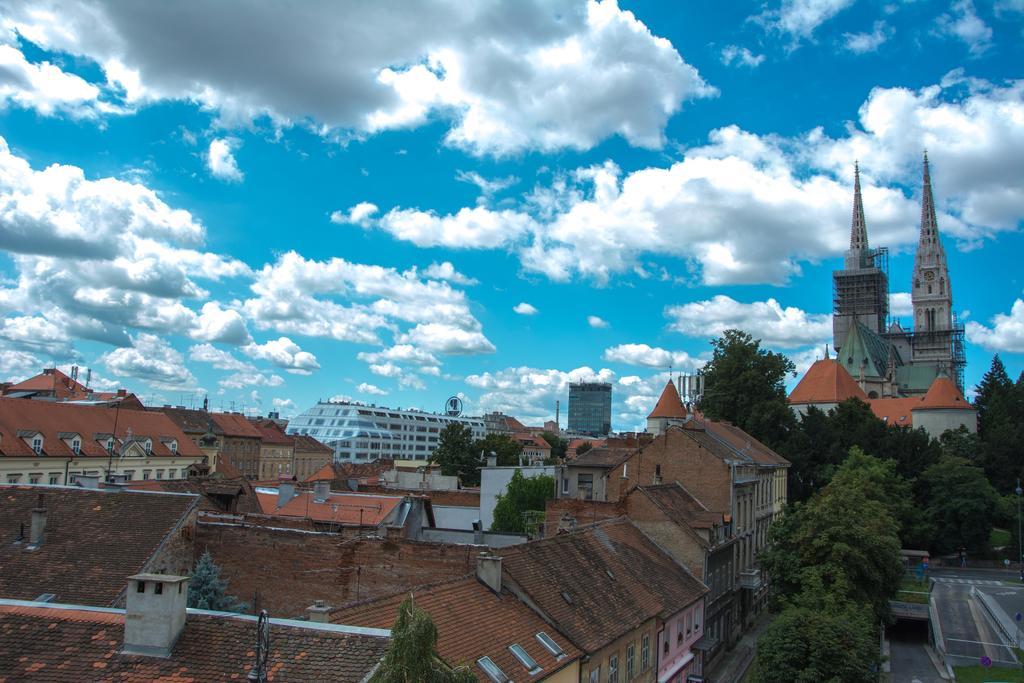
623;493;706;579
195;522;478;617
543;498;624;536
625;430;734;513
144;505;199;577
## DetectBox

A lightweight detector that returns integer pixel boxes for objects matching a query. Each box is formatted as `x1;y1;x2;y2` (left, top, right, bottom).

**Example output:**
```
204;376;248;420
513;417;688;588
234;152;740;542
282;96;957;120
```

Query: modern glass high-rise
567;382;612;436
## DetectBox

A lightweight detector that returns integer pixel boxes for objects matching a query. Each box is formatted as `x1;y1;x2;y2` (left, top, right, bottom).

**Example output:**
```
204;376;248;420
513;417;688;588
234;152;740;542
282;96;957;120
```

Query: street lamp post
1017;479;1023;585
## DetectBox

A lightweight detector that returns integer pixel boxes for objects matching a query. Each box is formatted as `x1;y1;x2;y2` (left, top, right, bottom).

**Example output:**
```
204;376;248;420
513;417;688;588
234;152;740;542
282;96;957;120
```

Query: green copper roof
838;321;894;379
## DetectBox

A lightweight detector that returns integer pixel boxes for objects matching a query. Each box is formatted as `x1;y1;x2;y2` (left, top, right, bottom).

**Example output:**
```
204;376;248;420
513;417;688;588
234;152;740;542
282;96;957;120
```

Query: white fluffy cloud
666;295;832;348
602;343;706;371
421;262;478;286
219;371;285;390
188;343;254;372
890;292;913;317
242;337;321;375
243;251;492;355
843;21;892;54
357;382;388;396
757;0;855;40
513;302;539;315
207;138;243;182
357;344;440;367
588;315;610;328
466;365;615;423
0;347;44;382
191;302;252;345
101;333;197;389
3;0;712;155
966;300;1024;352
0;44;103;117
936;0;992;56
720;45;765;67
332;202;379;227
362;77;1024;286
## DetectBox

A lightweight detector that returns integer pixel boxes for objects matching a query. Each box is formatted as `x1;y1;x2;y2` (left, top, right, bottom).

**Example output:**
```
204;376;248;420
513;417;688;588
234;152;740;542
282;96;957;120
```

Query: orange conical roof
916;375;971;410
648;380;688;419
789;358;868;405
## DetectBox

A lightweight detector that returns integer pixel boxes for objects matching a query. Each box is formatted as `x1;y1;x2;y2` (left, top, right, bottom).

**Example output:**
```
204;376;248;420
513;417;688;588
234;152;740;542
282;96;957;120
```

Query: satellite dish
445;396;463;417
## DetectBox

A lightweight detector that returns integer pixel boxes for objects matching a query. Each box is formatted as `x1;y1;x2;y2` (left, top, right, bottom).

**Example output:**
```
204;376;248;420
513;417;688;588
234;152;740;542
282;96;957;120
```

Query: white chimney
307;599;331;623
277;481;296;507
123;574;189;657
29;493;46;547
314;480;330;503
476;552;502;593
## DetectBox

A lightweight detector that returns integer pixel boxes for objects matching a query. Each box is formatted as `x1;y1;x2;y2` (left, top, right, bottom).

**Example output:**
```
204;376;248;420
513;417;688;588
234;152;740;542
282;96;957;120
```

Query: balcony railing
739;569;762;590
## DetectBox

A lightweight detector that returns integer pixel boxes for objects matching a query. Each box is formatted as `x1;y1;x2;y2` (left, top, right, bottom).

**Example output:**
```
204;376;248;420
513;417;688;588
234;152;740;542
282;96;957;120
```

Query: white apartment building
286;400;486;462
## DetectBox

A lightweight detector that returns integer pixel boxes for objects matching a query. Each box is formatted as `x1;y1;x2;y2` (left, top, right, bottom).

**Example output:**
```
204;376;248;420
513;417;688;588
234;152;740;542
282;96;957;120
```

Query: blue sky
0;0;1021;429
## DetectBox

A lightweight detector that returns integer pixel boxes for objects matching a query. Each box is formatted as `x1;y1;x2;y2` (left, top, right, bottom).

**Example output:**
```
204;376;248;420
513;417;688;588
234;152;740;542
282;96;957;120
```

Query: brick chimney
123;574;189;657
476;552;502;593
28;493;46;548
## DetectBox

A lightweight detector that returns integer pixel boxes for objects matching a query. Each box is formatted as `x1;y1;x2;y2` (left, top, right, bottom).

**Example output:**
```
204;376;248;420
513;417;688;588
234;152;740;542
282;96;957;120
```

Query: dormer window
169;440;178;454
144;439;152;455
31;436;42;454
106;438;115;453
71;438;81;455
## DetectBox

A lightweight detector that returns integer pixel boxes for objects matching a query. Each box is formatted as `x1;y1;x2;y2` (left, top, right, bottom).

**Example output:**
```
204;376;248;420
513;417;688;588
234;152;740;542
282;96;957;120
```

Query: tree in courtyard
188;550;247;612
541;431;567;460
431;423;480;486
753;599;880;683
472;433;523;467
919;455;1000;555
760;458;902;621
698;329;796;448
370;595;476;683
491;471;556;534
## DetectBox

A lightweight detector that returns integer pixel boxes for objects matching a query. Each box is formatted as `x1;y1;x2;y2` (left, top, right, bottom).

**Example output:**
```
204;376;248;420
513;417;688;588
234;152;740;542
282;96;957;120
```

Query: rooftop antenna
85;368;91;388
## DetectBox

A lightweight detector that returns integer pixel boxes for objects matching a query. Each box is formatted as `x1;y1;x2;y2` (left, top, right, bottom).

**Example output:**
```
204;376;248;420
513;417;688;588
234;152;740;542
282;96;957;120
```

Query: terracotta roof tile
291;434;333;454
251;419;294;445
789;358;869;405
0;485;198;606
124;476;261;514
255;488;402;526
637;483;722;530
497;518;707;652
210;412;262;439
565;446;635;469
701;420;790;466
648;380;688;419
0;603;388;682
917;375;972;410
5;369;92;400
0;398;203;459
867;397;920;425
331;575;580;680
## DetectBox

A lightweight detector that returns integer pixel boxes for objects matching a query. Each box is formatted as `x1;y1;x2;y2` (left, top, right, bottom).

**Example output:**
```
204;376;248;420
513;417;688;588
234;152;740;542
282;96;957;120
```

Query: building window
694;608;701;632
608;654;618;683
48;474;59;485
561;477;569;494
641;634;650;670
626;643;635;679
508;644;541;675
142;470;151;480
169;440;177;454
7;474;20;484
124;471;134;481
477;656;510;683
155;470;164;480
168;469;176;479
589;666;601;683
71;438;81;454
144;439;153;455
29;474;40;484
31;437;42;454
578;473;594;500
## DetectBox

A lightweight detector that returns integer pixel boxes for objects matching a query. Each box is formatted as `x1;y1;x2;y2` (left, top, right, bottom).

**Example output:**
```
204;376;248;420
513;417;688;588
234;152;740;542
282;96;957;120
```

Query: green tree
370;595;476;683
753;601;880;683
699;329;796;448
490;471;556;534
473;433;523;467
575;441;593;456
188;550;247;612
975;355;1014;436
761;462;902;621
431;423;480;486
920;455;1000;555
541;431;567;460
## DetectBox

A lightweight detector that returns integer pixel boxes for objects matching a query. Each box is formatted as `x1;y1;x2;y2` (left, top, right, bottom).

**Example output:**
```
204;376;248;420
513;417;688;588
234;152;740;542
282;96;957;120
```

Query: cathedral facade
831;154;966;399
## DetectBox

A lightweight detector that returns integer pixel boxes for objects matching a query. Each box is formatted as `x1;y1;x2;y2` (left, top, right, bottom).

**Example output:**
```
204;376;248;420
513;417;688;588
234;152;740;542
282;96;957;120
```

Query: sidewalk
705;613;774;683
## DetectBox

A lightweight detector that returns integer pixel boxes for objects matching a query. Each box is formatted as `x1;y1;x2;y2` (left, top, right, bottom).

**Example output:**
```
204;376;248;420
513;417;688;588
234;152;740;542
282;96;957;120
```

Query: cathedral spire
850;161;869;250
919;151;939;245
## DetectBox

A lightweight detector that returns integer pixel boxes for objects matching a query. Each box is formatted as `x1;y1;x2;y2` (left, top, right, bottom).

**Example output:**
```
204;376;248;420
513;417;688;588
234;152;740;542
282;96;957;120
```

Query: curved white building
286;399;485;463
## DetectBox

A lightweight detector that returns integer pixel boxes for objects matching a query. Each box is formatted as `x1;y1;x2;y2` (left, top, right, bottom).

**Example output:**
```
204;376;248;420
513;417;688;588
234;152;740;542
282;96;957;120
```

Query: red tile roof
0;485;198;606
635;483;723;530
866;397;919;425
292;433;333;454
331;575;580;680
498;518;708;652
211;412;262;438
124;476;261;514
251;419;294;445
788;358;869;405
702;420;790;466
0;602;388;682
565;446;635;469
255;487;403;526
918;375;972;410
4;368;92;400
648;380;688;419
0;398;202;459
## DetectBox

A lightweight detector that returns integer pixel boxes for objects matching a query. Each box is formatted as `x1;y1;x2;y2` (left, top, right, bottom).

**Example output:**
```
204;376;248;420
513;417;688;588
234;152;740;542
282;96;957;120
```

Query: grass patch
992;528;1013;547
895;577;931;605
952;664;1024;682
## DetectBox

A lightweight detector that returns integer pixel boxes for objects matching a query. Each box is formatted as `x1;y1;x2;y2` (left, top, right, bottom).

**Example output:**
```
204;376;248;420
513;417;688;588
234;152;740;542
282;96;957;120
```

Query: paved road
888;621;944;683
931;574;1016;664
